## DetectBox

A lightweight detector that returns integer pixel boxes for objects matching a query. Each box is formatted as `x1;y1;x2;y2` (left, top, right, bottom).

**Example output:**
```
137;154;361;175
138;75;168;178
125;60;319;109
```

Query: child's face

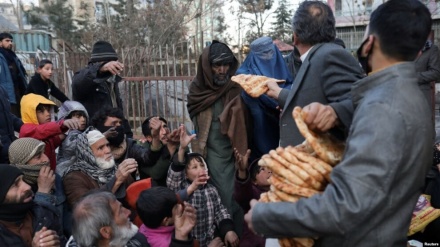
38;63;53;81
36;106;51;124
254;166;272;187
185;158;208;182
70;111;87;131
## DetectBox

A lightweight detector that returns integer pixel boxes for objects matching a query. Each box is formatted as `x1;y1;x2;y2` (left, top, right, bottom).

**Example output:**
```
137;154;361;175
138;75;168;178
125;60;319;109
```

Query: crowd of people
0;0;439;246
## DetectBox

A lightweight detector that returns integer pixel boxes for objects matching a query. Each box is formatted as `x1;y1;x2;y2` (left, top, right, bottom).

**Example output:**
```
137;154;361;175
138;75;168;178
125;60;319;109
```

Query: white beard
109;222;139;247
96;157;116;169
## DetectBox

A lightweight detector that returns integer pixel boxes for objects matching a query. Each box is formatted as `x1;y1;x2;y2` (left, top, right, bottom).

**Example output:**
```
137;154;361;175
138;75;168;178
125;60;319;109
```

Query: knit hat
9;138;45;165
87;130;106;146
209;41;234;64
90;41;118;63
0;165;23;203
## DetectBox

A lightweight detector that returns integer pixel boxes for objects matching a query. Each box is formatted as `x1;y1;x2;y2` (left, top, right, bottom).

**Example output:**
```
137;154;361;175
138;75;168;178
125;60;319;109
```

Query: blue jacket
0;52;27;104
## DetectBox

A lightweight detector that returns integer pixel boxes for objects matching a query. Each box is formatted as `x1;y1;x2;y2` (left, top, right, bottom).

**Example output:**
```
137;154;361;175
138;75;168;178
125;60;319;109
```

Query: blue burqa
236;37;293;160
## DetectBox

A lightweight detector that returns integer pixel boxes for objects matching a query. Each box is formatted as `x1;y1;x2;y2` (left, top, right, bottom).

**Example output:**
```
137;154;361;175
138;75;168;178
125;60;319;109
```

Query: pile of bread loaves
257;107;345;247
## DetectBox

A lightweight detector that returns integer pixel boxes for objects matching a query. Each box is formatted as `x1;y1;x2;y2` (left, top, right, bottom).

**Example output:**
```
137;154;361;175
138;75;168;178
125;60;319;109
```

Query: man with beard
68;190;197;247
0;164;65;246
8;137;68;235
62;129;138;206
0;33;28;117
187;40;250;235
92;107;162;180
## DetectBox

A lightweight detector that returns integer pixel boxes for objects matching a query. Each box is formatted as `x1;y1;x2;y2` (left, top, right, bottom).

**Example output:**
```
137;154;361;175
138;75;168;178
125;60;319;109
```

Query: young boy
233;148;271;247
136;186;197;247
167;125;239;247
19;93;79;170
56;100;89;176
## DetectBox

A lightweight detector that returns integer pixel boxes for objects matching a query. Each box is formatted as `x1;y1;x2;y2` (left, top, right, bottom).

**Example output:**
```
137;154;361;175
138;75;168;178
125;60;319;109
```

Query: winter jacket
72;62;133;137
0;52;27;104
26;73;69;103
19;94;68;170
0;85;22;163
63;170;133;207
252;62;434;246
0;202;67;246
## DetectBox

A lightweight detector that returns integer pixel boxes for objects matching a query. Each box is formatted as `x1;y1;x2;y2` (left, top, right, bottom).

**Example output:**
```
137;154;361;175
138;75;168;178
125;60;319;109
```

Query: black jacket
26;73;69;103
72;62;132;137
0;202;67;246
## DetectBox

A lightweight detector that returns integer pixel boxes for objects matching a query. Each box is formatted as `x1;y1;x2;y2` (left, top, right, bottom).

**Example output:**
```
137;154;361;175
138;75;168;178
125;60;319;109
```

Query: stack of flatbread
258;106;345;247
231;74;285;98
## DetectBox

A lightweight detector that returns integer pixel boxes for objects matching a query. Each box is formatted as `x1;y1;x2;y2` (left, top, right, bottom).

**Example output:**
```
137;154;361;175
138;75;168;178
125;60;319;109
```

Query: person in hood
56;100;90;176
19;93;80;170
236;36;293;161
187;40;250;236
92;107;161;180
167;131;239;247
25;59;69;103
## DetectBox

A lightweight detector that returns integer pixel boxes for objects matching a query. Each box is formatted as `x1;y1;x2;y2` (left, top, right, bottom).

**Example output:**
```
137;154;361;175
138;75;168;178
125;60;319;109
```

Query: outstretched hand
173;202;197;241
179;125;196;149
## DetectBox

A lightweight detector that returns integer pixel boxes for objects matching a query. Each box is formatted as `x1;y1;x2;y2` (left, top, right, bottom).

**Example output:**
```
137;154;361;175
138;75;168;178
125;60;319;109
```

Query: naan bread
231;74;285;98
292;107;345;166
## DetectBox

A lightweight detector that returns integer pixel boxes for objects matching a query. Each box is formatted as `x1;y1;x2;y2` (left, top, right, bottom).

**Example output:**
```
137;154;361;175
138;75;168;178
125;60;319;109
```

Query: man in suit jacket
266;1;364;147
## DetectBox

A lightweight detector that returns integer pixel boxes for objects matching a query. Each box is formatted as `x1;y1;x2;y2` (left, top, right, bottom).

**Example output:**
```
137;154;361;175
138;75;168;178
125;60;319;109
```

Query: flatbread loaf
292;107;345;166
231;74;285;98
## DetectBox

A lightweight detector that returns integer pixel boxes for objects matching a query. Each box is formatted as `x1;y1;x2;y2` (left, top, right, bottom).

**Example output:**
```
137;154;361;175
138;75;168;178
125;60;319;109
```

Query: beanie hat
209;41;234;64
9;138;45;165
87;130;106;146
90;41;118;63
0;165;23;203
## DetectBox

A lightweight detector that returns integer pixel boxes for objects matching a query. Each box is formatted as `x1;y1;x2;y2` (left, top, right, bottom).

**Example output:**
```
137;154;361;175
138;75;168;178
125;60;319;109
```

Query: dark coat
72;62;133;137
26;73;69;103
0;85;22;163
0;202;67;246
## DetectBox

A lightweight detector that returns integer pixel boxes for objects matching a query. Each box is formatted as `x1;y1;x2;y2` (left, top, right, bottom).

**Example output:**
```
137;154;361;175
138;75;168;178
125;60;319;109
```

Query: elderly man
187;40;250;234
72;40;132;137
67;190;197;247
0;32;27;117
62;129;137;206
92;107;162;179
245;0;433;246
0;164;64;246
266;1;364;147
8;137;68;234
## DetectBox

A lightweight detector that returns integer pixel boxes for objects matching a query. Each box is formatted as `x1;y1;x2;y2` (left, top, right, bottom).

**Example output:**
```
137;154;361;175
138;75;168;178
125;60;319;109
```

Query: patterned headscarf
64;127;117;185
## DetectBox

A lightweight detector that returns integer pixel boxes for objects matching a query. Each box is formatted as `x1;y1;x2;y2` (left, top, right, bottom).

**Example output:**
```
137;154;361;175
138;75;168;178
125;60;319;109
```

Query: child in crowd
136;186;197;247
233;148;271;247
19;93;79;170
25;59;69;103
167;125;239;247
56;100;89;176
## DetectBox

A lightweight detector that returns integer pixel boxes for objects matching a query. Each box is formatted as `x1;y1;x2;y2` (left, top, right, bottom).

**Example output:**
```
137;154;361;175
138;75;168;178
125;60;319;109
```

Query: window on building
335;0;342;14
